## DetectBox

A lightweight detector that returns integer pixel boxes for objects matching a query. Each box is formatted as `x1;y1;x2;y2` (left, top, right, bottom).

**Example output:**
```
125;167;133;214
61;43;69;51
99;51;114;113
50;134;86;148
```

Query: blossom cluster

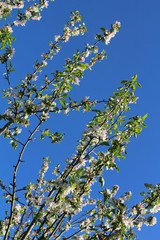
0;0;24;19
95;21;121;45
0;1;159;239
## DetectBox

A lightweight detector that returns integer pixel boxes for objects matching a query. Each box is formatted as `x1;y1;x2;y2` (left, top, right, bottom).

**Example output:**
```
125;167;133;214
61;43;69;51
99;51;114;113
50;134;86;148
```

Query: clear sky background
0;0;160;239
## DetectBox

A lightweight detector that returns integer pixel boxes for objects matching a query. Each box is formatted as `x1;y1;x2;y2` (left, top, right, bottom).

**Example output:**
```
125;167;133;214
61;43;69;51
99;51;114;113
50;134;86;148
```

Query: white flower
54;35;61;42
62;184;74;197
32;15;41;21
121;146;125;152
83;96;89;102
64;27;71;36
8;48;15;60
104;219;110;228
100;129;107;141
85;49;90;57
83;125;108;142
130;207;137;215
80;56;85;62
93;46;98;53
72;27;80;36
41;0;49;8
14;204;21;212
73;76;80;85
5;25;13;33
144;216;157;226
122;216;134;228
63;35;69;42
126;191;132;197
17;128;22;134
150;204;160;213
149;216;157;226
32;74;38;81
137;221;142;231
113;21;121;30
14;20;27;26
106;189;111;195
42;60;47;67
4;109;14;118
25;10;32;18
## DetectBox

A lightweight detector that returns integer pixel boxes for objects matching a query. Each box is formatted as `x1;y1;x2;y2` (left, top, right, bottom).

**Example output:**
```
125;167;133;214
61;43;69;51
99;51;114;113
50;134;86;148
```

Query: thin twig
4;120;43;240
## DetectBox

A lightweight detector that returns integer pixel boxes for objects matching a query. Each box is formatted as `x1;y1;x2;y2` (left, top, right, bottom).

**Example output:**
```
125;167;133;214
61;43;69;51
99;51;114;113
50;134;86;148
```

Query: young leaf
142;113;148;121
144;183;155;190
99;176;105;187
60;99;67;107
79;63;88;70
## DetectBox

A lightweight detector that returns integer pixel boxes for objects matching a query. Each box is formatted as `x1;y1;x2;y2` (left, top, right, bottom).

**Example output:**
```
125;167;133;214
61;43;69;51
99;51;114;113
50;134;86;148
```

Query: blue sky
0;0;160;239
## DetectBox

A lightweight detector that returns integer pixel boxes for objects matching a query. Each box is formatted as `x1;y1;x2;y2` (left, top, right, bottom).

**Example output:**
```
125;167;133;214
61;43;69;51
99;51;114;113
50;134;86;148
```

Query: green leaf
140;192;146;196
11;141;17;149
141;123;147;128
79;63;88;70
120;80;128;84
6;38;11;47
115;165;119;172
99;176;105;187
100;28;106;32
144;183;155;189
40;134;45;140
142;113;148;121
44;129;50;136
131;84;136;91
72;183;76;188
99;142;110;146
125;106;130;111
135;82;142;88
82;234;89;238
131;74;137;82
92;109;101;113
61;93;68;99
60;99;67;107
1;40;6;49
10;36;16;41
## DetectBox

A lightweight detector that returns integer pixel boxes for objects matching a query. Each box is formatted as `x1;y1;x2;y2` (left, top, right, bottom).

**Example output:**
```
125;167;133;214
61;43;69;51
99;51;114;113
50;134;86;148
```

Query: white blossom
150;204;160;213
54;35;61;42
73;75;80;85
